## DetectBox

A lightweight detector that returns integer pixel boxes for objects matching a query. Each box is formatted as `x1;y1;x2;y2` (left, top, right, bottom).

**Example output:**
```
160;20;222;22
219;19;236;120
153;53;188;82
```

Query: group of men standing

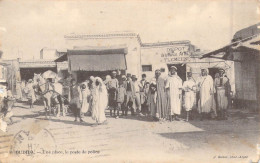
31;65;230;123
104;66;230;122
151;66;231;122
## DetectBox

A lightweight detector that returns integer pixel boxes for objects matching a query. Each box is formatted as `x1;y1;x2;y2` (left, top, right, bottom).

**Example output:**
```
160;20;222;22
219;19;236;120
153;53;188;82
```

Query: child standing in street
116;80;126;118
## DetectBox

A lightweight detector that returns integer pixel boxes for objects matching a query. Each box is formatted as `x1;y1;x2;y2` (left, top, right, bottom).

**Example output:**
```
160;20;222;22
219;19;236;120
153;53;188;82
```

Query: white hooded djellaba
91;77;108;124
198;69;216;114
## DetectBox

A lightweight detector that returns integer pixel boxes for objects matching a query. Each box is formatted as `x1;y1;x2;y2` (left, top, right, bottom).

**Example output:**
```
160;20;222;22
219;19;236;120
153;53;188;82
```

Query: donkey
33;73;53;119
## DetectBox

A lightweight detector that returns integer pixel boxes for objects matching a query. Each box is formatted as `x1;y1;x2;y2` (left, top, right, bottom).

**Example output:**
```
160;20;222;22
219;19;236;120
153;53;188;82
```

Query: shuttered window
142;65;152;72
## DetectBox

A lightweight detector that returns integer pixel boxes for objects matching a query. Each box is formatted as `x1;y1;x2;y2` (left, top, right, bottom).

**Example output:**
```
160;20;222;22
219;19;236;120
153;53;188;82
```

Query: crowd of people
15;66;231;125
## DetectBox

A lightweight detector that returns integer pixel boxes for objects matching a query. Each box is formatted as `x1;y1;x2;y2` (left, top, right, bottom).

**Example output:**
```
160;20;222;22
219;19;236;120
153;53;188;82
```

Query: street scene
0;0;259;162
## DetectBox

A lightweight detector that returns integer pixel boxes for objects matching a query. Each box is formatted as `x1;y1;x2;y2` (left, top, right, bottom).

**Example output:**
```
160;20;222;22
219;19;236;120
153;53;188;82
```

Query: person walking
92;77;108;125
88;76;96;116
70;79;84;122
80;81;90;116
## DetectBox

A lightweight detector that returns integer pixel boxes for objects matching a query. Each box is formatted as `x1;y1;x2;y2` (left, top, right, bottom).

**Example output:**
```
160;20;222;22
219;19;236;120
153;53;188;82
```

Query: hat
126;73;131;77
170;66;177;70
142;74;146;77
121;75;126;79
112;71;117;74
28;79;33;83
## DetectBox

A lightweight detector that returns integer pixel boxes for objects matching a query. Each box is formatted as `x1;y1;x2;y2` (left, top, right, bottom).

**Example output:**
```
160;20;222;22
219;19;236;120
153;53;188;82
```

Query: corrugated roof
201;34;260;60
233;22;260;41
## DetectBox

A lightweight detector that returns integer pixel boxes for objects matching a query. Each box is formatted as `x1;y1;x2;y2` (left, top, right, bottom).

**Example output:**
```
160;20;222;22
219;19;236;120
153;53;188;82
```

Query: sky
0;0;259;60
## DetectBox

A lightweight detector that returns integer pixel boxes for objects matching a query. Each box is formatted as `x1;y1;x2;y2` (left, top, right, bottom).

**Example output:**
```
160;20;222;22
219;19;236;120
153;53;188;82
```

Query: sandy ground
0;102;259;163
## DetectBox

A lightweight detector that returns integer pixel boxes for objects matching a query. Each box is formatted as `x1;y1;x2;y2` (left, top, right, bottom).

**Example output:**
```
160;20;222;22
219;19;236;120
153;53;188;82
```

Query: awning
69;53;127;71
62;48;128;71
201;34;260;60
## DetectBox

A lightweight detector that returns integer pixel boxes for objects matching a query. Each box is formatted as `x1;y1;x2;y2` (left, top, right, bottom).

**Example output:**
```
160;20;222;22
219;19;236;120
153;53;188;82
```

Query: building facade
55;32;235;94
202;22;260;109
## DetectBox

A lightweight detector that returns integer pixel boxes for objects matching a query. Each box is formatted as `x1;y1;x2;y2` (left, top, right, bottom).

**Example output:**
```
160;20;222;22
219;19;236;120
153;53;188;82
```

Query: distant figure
142;82;150;116
214;73;220;111
139;74;147;116
104;75;111;90
115;80;126;118
92;77;108;125
165;66;183;121
26;79;36;109
62;74;72;103
123;73;135;116
132;75;141;115
88;76;96;115
80;82;90;116
21;80;26;101
16;81;23;100
147;79;157;120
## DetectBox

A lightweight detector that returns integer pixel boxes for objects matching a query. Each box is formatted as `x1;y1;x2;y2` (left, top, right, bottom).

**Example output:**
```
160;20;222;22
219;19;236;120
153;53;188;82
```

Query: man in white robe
197;68;216;120
183;72;196;121
165;66;183;121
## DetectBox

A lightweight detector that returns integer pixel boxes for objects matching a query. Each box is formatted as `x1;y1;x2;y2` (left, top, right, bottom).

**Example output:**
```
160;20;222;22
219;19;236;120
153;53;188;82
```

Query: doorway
167;64;186;81
208;68;219;79
20;67;57;81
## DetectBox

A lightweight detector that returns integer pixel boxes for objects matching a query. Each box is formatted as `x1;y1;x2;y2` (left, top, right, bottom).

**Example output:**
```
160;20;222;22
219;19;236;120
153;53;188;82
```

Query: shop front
140;41;235;90
19;60;57;81
55;47;128;82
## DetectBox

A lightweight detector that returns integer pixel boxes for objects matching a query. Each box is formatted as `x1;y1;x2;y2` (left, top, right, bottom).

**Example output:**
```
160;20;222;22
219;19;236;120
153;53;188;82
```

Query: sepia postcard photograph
0;0;259;162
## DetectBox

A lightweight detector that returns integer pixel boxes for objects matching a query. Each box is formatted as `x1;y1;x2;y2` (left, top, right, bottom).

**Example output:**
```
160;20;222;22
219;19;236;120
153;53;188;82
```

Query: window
142;65;152;72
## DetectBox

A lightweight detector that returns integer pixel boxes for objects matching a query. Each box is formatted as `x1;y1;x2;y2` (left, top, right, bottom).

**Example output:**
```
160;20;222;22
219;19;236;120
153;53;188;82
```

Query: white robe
165;75;183;115
183;79;196;111
92;84;108;123
198;75;215;113
81;88;90;113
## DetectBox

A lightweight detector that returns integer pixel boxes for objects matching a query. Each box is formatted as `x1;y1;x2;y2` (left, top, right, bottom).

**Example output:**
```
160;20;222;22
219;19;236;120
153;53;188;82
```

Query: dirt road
1;102;259;163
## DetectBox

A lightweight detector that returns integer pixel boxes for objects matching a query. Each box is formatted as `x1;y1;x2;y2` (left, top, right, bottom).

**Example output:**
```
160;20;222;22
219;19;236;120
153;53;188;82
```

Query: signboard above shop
160;46;191;63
